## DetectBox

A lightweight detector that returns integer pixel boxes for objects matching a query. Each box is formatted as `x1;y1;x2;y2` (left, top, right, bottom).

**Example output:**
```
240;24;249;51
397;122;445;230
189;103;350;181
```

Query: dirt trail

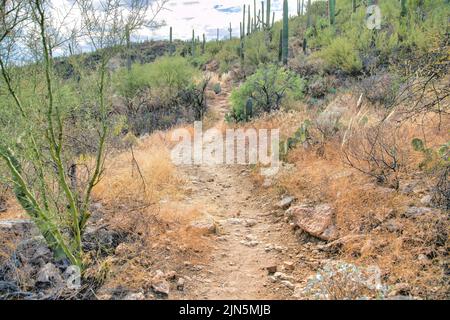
172;82;305;300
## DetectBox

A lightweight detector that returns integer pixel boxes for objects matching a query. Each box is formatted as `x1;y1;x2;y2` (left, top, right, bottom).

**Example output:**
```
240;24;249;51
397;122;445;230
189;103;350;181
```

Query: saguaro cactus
248;4;251;35
169;26;174;55
278;29;283;62
191;29;195;57
229;22;232;40
282;0;289;65
400;0;407;18
217;28;219;42
306;0;312;29
239;23;244;61
254;0;257;31
266;0;271;29
202;34;206;54
329;0;336;25
242;5;246;38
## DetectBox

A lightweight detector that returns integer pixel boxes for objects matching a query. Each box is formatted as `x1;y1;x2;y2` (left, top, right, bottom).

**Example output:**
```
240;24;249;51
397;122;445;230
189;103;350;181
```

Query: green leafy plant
228;64;305;122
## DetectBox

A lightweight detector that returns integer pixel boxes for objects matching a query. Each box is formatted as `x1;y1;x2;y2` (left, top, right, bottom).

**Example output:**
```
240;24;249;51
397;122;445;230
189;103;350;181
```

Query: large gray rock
287;204;338;241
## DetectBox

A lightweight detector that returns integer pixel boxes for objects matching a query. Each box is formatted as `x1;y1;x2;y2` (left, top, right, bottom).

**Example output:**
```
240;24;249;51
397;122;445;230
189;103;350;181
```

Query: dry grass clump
93;131;182;208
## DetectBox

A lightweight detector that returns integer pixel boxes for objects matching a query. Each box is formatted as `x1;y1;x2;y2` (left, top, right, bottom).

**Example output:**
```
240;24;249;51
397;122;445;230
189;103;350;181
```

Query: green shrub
114;56;198;103
228;64;305;122
318;37;362;75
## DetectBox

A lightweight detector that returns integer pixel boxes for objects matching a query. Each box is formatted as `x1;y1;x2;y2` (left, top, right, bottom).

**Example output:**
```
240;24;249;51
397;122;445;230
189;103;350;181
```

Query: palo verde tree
0;0;167;270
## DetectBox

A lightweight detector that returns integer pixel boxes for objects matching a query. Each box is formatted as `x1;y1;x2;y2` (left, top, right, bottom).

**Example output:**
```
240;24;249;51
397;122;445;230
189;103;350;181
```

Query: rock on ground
286;204;338;241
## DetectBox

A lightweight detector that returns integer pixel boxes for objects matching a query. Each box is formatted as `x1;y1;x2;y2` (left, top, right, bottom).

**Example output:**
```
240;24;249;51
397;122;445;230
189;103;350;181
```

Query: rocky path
171;82;307;300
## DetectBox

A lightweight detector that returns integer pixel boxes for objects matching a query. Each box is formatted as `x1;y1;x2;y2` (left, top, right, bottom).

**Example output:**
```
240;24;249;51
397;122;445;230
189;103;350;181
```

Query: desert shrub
178;77;210;121
343;124;408;189
215;39;240;74
114;56;198;104
315;105;345;140
205;41;223;56
318;37;362;75
228;65;305;122
242;32;276;74
359;72;402;108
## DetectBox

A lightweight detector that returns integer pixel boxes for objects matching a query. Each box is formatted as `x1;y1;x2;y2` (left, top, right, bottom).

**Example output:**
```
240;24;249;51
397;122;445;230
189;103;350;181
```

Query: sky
145;0;303;41
50;0;307;44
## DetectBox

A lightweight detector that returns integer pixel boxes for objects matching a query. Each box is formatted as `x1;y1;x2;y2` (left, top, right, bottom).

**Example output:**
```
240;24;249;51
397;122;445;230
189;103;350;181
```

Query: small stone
165;271;177;280
274;272;294;281
244;219;257;227
176;278;185;291
420;195;432;206
266;265;277;274
404;207;433;218
283;261;295;271
123;292;146;300
152;281;170;295
36;263;63;287
280;280;295;290
190;214;217;234
277;196;294;209
262;179;273;188
390;283;410;296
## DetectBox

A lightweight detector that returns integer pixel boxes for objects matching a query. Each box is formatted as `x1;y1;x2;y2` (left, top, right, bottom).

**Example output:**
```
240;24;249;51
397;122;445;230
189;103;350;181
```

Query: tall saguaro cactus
306;0;312;29
229;22;232;40
400;0;407;18
266;0;271;29
202;33;206;54
242;5;246;38
191;29;195;57
254;0;257;31
248;4;251;35
329;0;336;25
282;0;289;65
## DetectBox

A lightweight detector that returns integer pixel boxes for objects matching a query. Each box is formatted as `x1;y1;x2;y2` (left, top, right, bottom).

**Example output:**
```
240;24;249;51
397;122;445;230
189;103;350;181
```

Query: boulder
287;204;338;241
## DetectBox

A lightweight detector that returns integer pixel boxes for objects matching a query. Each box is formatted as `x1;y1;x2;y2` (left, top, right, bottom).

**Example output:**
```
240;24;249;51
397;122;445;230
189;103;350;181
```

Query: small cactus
245;98;253;120
412;138;425;152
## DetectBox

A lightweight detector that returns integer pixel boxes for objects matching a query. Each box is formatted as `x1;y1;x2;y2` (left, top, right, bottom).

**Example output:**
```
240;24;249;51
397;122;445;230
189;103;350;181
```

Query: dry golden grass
89;130;211;295
250;95;449;299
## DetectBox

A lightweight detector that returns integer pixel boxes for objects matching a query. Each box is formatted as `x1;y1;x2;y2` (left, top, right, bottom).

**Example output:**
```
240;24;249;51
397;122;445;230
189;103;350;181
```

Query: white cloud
147;0;301;41
49;0;304;44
